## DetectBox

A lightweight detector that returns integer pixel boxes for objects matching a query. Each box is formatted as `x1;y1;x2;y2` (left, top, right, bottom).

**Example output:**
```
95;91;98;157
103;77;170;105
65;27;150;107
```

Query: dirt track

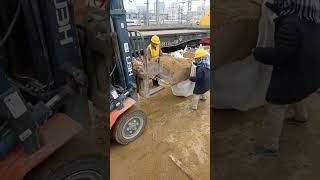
110;88;210;180
214;94;320;180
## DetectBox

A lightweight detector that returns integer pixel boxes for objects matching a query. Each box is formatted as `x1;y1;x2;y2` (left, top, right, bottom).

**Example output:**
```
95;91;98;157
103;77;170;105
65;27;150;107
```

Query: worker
190;48;210;110
146;35;163;62
146;35;163;86
252;0;320;155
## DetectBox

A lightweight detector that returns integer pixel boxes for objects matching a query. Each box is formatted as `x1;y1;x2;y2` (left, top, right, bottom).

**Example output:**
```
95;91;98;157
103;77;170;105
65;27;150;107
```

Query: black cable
0;0;22;47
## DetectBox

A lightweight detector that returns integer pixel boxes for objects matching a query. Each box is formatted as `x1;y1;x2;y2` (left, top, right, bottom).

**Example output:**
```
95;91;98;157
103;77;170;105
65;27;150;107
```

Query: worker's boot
286;101;308;126
152;75;160;86
191;94;200;110
252;104;288;156
200;93;207;101
152;79;159;86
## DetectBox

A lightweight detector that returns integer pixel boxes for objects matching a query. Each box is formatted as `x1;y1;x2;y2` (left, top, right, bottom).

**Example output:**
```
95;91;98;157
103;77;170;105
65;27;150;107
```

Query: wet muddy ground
110;88;210;180
214;93;320;180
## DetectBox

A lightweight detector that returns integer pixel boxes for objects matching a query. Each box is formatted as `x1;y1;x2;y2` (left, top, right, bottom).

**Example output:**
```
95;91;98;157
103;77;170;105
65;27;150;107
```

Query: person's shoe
200;97;207;101
286;118;308;126
152;79;159;86
250;145;278;156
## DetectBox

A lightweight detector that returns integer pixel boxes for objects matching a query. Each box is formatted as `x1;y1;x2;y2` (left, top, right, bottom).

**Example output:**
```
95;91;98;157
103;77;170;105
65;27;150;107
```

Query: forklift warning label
4;91;27;119
111;90;119;99
124;43;130;53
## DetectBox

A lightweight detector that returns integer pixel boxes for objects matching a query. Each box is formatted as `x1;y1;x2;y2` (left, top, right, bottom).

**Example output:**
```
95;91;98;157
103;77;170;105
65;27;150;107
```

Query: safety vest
147;44;160;58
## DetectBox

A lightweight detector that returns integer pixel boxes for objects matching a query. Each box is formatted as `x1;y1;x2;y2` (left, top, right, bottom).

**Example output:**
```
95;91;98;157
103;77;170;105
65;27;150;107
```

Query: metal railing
128;30;148;72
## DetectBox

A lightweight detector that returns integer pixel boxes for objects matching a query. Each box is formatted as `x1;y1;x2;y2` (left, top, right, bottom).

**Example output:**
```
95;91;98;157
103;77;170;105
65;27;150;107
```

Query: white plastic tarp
212;0;275;111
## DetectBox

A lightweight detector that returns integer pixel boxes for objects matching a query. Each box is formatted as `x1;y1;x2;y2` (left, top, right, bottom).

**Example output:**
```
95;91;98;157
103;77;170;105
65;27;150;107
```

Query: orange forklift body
0;113;82;180
110;97;136;128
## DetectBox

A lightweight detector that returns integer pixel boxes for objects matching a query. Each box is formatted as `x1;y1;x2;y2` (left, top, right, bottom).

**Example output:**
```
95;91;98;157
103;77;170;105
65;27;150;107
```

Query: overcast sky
123;0;210;12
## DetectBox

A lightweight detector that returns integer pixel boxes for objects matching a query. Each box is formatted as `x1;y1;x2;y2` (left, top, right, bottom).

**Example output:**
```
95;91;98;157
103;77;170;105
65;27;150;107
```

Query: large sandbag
212;0;274;111
213;0;261;68
148;55;193;85
73;0;89;25
171;63;197;97
213;20;259;68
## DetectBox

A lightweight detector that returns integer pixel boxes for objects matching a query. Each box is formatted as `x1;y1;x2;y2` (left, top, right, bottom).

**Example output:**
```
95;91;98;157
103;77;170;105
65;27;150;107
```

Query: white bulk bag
171;62;197;97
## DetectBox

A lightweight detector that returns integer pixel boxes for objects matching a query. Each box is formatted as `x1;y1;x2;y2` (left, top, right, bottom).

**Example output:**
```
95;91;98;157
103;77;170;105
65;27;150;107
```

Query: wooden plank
169;154;193;180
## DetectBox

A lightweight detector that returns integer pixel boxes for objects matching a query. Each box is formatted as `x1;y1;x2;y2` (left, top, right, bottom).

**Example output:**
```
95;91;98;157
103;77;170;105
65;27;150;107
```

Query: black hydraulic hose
28;0;53;88
0;0;23;47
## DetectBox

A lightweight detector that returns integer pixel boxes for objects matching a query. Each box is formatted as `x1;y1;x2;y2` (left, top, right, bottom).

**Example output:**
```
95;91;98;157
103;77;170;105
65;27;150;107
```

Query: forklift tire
24;154;107;180
112;109;146;145
47;155;107;180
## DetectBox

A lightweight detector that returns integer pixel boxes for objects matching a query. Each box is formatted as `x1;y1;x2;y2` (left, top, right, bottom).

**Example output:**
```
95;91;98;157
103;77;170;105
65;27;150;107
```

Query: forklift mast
36;0;84;86
0;0;87;156
110;0;136;90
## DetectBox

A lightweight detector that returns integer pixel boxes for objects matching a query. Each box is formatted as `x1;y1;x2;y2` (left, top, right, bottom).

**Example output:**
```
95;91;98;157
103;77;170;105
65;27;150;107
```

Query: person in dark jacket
252;0;320;155
190;49;210;110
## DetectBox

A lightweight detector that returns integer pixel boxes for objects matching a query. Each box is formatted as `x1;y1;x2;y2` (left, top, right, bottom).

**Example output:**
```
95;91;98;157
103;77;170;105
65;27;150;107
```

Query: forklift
0;0;146;179
109;0;147;145
81;0;147;144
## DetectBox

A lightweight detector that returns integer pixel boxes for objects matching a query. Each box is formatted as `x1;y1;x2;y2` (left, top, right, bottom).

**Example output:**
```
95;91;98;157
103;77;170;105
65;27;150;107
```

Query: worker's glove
155;57;160;64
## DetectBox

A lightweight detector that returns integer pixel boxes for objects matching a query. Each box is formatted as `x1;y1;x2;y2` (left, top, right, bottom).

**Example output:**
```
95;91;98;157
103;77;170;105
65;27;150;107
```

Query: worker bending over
146;35;163;85
190;49;210;110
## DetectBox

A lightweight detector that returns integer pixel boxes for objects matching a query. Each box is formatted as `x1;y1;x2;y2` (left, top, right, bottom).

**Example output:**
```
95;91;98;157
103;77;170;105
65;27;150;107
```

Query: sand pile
213;0;261;67
183;47;210;59
214;0;262;27
149;55;191;72
73;0;89;25
183;50;195;59
147;55;193;85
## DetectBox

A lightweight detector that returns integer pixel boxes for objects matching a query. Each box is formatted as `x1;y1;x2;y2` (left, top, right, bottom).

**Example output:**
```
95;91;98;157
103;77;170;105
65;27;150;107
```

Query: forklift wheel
112;109;146;145
47;155;107;180
24;155;107;180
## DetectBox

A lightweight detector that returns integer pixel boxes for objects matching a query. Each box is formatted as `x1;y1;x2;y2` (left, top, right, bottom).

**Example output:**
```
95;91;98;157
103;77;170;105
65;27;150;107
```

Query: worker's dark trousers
262;99;308;150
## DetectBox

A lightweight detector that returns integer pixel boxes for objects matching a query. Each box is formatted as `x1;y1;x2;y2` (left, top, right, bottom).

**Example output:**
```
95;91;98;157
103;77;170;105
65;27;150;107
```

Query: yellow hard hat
151;35;160;45
194;48;206;58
